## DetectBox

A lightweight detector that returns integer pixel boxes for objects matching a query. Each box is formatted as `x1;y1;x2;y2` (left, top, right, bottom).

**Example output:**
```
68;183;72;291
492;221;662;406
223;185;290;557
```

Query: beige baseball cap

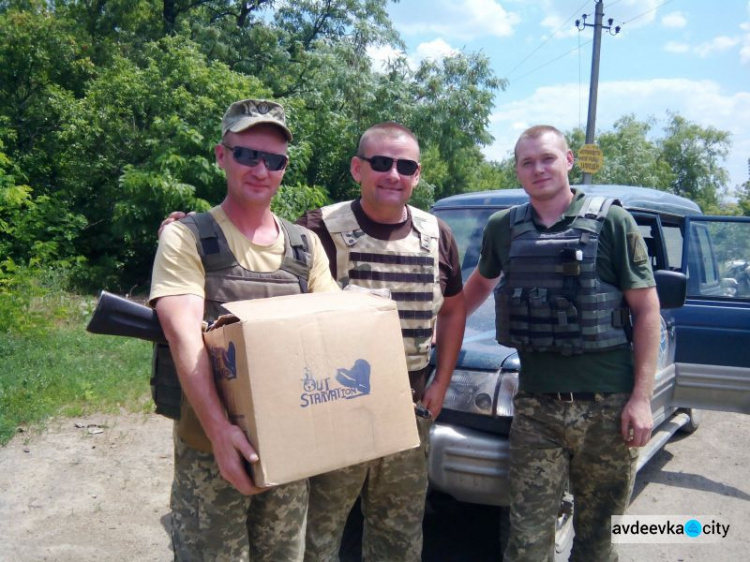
221;99;293;141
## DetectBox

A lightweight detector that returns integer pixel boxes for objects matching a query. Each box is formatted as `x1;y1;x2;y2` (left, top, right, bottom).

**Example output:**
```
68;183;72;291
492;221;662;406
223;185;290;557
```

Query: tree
0;0;505;291
658;112;730;211
589;115;674;189
54;36;309;291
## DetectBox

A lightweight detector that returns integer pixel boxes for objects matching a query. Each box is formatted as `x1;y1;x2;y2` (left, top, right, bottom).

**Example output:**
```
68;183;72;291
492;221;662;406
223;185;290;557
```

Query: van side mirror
654;270;686;309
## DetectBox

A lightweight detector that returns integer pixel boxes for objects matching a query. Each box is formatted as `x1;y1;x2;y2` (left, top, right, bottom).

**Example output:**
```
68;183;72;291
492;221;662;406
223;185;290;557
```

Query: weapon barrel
86;291;167;344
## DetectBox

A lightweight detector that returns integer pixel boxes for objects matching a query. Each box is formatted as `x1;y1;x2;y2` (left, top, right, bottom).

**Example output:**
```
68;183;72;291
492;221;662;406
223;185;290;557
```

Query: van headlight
443;369;519;417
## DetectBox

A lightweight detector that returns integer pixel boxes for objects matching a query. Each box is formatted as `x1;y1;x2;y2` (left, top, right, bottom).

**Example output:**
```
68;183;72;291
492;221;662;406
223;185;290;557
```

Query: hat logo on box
300;359;371;408
209;342;237;380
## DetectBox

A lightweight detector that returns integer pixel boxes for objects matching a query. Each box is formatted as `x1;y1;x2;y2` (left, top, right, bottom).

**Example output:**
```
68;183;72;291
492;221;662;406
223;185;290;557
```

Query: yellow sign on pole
578;144;604;174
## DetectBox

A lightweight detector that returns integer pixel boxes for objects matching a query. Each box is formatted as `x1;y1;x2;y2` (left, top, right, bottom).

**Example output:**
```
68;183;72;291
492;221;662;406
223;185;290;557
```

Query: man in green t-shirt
463;125;660;562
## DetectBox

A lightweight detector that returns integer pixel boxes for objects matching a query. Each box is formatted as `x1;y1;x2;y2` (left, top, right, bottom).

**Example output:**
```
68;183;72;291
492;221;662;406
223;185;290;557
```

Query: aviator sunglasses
359;155;420;176
221;144;288;171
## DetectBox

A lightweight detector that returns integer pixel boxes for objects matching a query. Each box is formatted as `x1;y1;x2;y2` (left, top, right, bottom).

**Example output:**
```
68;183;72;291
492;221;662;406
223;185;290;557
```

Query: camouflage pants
170;431;308;562
504;392;639;562
304;416;431;562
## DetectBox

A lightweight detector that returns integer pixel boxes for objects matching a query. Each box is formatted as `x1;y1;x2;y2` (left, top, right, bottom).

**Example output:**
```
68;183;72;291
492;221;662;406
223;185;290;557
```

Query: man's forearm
156;295;232;441
433;293;466;387
463;269;499;317
628;289;661;401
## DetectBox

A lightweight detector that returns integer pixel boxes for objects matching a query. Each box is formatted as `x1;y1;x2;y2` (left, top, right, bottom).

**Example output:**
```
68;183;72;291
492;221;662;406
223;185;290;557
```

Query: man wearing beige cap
149;98;339;561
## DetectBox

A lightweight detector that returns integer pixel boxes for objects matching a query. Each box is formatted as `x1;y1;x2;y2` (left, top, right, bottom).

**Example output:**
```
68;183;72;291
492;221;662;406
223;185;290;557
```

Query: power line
617;0;678;26
502;0;590;81
510;40;592;84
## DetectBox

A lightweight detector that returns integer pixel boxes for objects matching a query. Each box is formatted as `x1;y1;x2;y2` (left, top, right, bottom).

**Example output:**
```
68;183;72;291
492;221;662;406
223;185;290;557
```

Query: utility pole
576;1;620;184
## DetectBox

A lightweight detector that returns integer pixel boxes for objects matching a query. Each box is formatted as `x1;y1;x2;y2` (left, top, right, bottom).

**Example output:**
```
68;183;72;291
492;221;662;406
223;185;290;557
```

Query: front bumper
428;421;511;506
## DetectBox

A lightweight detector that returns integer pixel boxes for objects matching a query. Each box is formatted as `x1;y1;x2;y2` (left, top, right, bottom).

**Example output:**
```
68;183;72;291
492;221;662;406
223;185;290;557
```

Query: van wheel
679;408;702;433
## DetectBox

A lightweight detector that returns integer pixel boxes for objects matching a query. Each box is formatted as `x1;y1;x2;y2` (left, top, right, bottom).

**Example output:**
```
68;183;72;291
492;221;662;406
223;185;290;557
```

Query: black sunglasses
359;155;419;176
221;144;288;171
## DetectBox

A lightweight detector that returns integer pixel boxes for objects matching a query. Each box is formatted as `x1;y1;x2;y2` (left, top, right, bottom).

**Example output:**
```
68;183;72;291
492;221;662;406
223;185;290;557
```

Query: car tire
679;408;702;434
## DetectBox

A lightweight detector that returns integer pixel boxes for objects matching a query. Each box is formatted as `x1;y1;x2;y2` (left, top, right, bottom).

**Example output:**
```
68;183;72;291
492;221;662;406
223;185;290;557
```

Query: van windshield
433;207;502;281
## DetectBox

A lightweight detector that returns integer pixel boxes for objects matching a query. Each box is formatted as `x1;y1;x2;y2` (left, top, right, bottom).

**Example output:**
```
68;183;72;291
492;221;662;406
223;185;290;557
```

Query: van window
662;225;684;270
432;207;498;279
686;219;750;299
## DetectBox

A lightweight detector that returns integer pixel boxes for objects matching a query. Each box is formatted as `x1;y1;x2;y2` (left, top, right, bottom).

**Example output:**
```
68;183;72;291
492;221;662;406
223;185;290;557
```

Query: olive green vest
494;196;631;356
320;201;443;371
152;212;312;452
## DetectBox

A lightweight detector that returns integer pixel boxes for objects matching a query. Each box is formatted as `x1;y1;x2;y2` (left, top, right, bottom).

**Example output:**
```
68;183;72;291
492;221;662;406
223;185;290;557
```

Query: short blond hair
357;122;420;159
514;125;568;162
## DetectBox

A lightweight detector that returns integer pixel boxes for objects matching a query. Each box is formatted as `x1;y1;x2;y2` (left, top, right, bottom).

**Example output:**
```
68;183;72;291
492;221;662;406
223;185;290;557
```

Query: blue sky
372;0;750;191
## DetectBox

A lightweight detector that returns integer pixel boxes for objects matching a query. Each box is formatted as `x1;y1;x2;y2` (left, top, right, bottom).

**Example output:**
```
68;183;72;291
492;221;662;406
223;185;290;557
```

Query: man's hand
421;379;449;419
620;394;653;448
209;423;269;496
158;211;192;237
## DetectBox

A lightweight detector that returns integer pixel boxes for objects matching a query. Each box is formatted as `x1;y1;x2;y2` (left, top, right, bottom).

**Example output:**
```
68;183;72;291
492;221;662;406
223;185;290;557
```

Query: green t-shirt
477;189;656;393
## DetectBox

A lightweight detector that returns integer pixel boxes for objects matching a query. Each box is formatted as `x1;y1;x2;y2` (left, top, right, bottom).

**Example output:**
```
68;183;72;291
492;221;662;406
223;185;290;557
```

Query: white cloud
366;45;407;73
485;78;750;188
414;39;459;62
694;36;741;58
661;11;687;28
399;0;520;40
367;39;460;73
539;0;659;37
664;41;690;54
741;13;750;64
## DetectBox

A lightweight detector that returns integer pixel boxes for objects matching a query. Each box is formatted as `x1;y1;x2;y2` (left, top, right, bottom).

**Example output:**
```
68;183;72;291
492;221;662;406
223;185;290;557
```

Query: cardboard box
204;291;420;487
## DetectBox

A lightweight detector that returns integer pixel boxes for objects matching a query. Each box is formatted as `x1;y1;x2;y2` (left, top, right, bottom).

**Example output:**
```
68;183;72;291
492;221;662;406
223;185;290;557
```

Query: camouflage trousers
170;430;308;562
504;392;639;562
304;415;431;562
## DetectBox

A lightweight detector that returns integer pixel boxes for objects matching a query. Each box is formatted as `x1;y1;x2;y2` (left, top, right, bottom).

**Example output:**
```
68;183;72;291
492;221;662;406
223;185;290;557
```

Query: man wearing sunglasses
149;98;340;561
297;122;466;561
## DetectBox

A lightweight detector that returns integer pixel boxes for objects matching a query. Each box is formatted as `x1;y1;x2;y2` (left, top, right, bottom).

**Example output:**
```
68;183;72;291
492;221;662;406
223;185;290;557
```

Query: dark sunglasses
221;144;288;171
359;155;419;176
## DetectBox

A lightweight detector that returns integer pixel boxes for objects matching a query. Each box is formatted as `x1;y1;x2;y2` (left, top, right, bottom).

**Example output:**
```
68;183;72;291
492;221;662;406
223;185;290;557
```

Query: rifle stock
86;291;167;344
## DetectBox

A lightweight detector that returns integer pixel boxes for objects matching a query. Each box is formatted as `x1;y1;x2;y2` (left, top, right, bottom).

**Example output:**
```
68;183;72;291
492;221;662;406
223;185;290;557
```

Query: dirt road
1;409;748;561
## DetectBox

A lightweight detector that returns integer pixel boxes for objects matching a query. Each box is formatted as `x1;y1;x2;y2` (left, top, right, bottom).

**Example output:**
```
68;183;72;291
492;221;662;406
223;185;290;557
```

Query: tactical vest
151;212;312;448
494;196;632;356
321;201;443;371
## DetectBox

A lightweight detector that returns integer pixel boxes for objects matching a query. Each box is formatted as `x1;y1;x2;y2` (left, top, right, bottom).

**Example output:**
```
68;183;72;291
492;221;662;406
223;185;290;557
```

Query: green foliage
0;270;153;443
0;321;152;445
56;35;270;291
272;182;330;221
583;115;675;189
658;112;730;210
736;181;750;217
0;0;736;296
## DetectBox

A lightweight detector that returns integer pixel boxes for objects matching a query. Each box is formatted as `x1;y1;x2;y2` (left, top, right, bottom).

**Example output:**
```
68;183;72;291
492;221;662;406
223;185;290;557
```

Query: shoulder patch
627;232;649;265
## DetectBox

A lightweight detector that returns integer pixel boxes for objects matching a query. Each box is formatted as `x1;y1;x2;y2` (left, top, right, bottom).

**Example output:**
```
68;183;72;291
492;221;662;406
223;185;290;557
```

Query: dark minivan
428;184;750;554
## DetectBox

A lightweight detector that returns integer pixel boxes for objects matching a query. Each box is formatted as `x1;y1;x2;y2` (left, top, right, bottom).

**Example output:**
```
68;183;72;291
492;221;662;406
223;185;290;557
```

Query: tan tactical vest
167;212;312;452
321;201;443;371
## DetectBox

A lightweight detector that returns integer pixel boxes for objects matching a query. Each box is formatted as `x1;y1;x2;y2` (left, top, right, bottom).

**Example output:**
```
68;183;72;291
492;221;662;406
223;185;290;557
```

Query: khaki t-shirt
150;206;340;305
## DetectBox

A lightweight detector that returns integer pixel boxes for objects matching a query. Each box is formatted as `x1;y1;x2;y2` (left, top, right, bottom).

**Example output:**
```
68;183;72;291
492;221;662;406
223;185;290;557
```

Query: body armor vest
151;212;312;447
494;196;631;356
320;201;443;371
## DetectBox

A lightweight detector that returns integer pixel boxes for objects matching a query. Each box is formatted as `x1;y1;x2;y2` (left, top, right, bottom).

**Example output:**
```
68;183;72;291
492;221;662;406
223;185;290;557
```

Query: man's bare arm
463;268;500;317
620;286;660;447
155;294;265;495
422;292;466;418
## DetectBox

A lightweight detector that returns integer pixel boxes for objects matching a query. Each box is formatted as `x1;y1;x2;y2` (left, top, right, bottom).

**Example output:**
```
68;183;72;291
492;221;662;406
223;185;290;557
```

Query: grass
0;293;154;445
